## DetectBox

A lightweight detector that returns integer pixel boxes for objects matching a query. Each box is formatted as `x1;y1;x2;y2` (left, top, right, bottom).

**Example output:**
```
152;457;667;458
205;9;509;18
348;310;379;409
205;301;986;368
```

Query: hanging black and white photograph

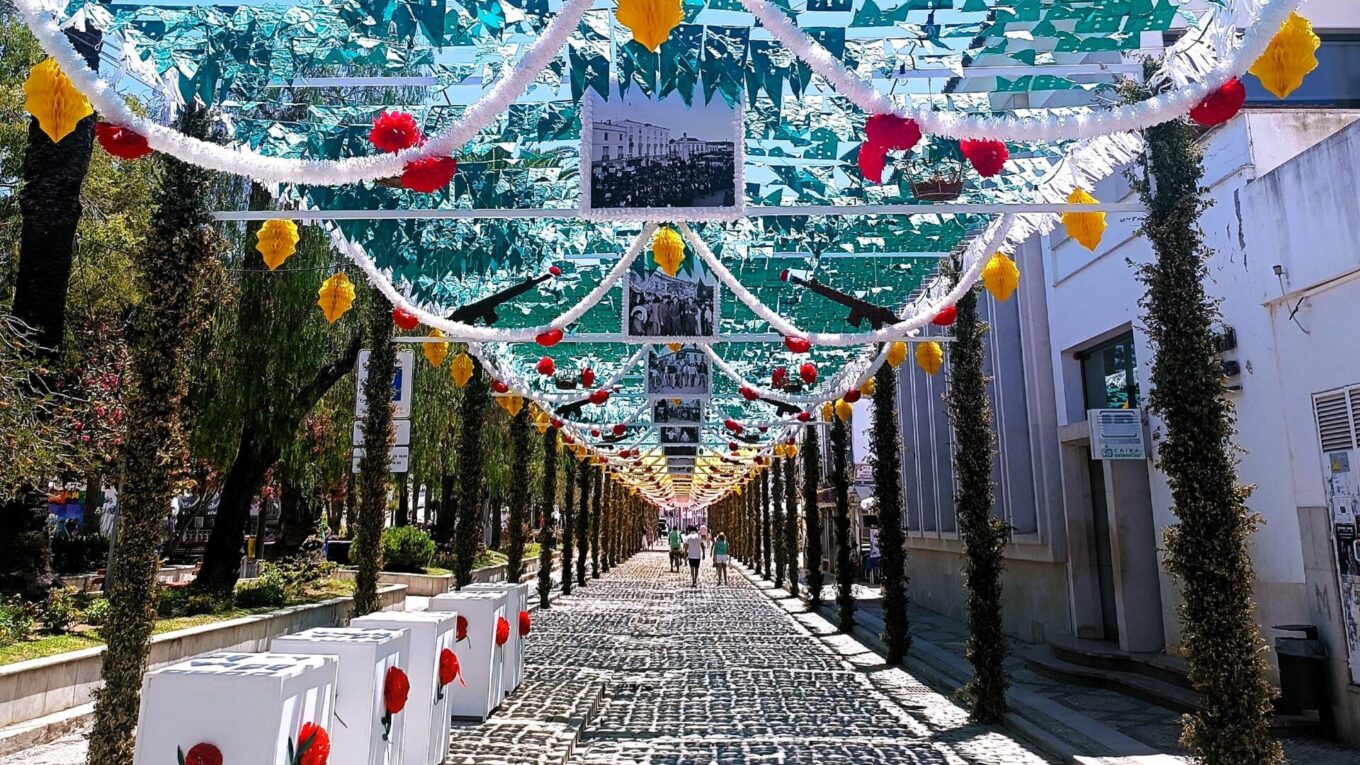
645;345;711;397
660;426;700;444
625;263;719;341
581;86;743;219
653;398;702;424
664;445;699;457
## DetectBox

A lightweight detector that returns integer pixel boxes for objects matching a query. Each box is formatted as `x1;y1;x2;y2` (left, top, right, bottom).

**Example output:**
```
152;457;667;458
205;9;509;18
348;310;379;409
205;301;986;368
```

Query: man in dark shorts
683;525;706;587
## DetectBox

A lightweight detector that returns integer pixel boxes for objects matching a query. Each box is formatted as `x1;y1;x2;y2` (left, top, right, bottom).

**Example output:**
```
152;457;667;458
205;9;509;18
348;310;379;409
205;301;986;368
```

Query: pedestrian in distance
713;532;730;585
684;525;706;587
668;524;683;572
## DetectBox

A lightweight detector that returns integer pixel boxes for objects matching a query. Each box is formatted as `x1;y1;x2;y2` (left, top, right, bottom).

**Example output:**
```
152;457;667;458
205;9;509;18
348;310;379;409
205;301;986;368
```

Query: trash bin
1273;624;1329;723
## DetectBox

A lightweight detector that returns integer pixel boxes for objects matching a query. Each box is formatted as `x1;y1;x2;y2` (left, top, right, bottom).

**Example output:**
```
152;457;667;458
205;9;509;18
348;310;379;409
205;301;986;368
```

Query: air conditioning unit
1314;386;1360;685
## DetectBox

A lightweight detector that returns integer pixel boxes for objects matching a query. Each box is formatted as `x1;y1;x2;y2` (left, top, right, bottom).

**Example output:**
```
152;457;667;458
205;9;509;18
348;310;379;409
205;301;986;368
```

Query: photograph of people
654;399;703;424
646;346;711;397
626;270;718;340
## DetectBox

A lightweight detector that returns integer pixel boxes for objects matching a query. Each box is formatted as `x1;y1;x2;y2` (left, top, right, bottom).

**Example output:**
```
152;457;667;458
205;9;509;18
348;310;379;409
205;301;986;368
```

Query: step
1047;636;1195;692
1022;649;1201;715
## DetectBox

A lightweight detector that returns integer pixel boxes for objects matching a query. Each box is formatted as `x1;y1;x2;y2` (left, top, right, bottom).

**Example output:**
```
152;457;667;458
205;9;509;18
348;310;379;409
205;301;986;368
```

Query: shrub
381;527;435;573
0;596;37;646
40;587;89;634
235;577;286;609
82;597;111;627
51;533;111;575
157;587;234;618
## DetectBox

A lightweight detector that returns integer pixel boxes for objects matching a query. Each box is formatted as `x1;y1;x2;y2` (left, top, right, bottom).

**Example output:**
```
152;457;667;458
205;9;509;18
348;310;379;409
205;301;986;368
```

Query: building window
1079;333;1139;411
1244;35;1360;108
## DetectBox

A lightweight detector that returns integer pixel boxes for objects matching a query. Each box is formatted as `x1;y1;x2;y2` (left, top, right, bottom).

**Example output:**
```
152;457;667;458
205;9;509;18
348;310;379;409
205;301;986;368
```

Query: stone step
1046;637;1195;692
1022;650;1201;714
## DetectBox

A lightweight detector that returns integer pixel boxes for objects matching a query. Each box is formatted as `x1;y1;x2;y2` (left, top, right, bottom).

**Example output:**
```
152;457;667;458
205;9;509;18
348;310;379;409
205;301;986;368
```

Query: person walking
684;525;706;587
713;532;730;585
668;524;683;572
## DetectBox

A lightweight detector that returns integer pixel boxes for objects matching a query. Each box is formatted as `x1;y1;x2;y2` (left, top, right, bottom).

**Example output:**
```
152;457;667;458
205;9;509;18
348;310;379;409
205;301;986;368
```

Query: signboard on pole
1088;408;1145;460
352;447;410;474
353;420;410;447
355;349;414;419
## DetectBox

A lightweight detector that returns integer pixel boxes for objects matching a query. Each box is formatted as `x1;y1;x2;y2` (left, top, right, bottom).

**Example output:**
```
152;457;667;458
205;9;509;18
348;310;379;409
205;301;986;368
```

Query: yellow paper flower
886;341;908;369
256;219;299;271
1063;188;1106;251
317;273;355;324
496;395;525;417
532;407;551;434
450;351;474;387
859;377;876;397
915;341;943;376
981;252;1020;302
667;343;683;352
1250;12;1320;99
24;59;92;144
422;329;450;368
615;0;685;53
821;401;835;422
835;399;853;422
651;227;685;277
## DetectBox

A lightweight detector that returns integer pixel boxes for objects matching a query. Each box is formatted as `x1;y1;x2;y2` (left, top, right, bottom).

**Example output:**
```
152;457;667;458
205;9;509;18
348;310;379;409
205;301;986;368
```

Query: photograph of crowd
626;267;718;340
646;346;711;397
661;426;700;444
654;398;702;424
584;90;740;214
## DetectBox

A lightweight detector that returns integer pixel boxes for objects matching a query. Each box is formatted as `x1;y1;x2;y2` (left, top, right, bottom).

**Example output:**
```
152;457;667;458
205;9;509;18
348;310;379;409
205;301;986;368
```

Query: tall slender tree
760;468;772;579
872;361;911;662
783;456;799;595
802;425;823;609
590;466;603;578
1131;83;1281;764
946;277;1009;723
505;406;531;581
560;455;577;595
772;455;786;588
831;413;854;632
452;361;490;589
537;427;558;608
351;299;396;616
575;460;590;586
86;105;226;765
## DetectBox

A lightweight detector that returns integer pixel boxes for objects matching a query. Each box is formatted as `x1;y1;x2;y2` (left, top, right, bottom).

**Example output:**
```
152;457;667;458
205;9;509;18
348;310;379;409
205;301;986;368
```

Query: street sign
355;349;414;419
352;419;410;447
352;446;410;474
1089;408;1145;460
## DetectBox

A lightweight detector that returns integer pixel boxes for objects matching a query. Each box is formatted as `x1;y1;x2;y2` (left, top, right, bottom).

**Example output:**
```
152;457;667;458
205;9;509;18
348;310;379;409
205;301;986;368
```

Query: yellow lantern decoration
981;252;1021;302
1062;188;1106;252
532;407;551;434
915;341;943;376
422;329;450;368
1250;12;1320;99
255;219;300;270
615;0;684;53
316;273;356;324
667;343;683;352
886;341;908;369
450;351;474;387
821;401;835;422
859;377;876;397
496;395;525;418
651;227;685;277
835;399;853;422
23;59;92;144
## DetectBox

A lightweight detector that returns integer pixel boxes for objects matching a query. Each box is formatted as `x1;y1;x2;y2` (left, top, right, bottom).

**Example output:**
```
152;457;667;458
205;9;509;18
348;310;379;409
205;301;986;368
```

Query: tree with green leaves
872;361;911;662
590;465;602;579
560;454;577;596
575;460;590;586
536;427;557;607
771;454;785;588
783;455;799;596
760;467;772;579
830;414;854;632
945;276;1009;723
802;425;823;610
86;105;227;765
505;406;531;581
351;299;396;616
451;360;490;589
1129;82;1281;764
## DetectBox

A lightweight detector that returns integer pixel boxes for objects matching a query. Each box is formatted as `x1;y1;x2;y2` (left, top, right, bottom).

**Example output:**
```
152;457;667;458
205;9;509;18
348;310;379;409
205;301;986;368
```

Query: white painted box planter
132;652;337;765
271;628;410;765
462;582;530;693
349;611;457;765
424;591;507;721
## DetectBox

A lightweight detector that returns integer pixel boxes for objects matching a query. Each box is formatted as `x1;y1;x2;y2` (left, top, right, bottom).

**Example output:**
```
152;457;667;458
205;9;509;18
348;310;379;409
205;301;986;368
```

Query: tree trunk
395;474;409;527
82;472;103;532
560;457;576;596
831;414;854;632
590;467;602;579
802;426;823;609
575;462;590;587
772;454;785;588
761;468;772;580
783;455;798;596
536;428;558;608
274;478;313;559
872;362;911;663
352;301;396;616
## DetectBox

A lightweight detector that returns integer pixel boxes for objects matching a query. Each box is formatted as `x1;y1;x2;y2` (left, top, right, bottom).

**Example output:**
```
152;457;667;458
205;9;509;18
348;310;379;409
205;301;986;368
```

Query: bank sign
1088;408;1145;460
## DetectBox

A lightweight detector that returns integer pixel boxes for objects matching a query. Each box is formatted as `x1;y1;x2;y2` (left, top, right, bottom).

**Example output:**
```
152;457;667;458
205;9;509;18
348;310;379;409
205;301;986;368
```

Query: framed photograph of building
645;345;711;398
581;86;743;221
624;260;719;341
653;398;703;425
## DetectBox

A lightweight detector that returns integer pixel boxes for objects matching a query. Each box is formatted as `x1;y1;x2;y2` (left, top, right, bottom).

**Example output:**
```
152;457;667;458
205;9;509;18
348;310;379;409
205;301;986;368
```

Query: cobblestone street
450;551;1056;765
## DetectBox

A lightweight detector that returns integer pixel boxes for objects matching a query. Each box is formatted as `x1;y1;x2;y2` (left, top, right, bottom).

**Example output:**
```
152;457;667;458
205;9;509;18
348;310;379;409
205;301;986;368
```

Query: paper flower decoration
580;367;597;387
435;648;463;701
422;329;450;368
798;363;817;385
615;0;684;53
392;307;420;330
24;59;92;144
316;273;355;324
667;342;682;352
533;408;552;434
536;328;564;347
860;377;876;397
1189;78;1246;127
915;341;943;376
450;352;474;387
771;366;788;388
589;388;610;405
1062;188;1106;251
180;743;223;765
94;122;151;159
1249;12;1320;99
843;388;861;404
255;219;299;270
491;380;510;394
456;615;469;642
857;142;889;184
740;386;758;401
536;356;556;376
380;667;410;741
784;336;811;354
864;115;922;152
982;253;1020;303
886;341;907;369
496;395;525;417
400;156;457;192
291;723;330;765
820;402;835;422
518;610;531;636
369;111;422;153
651;227;685;276
495;616;511;647
960;139;1009;177
932;306;958;326
835;399;853;422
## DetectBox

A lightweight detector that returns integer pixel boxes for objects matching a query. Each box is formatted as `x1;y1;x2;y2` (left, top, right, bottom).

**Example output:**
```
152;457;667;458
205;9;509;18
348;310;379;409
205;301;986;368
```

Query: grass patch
0;633;104;664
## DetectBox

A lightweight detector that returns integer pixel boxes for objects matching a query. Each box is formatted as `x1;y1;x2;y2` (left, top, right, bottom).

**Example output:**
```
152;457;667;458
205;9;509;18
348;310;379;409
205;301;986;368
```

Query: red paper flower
739;386;759;402
591;429;600;437
857;141;889;184
797;411;811;422
293;723;330;765
724;419;741;433
518;610;531;636
843;389;861;404
399;157;457;193
369;111;422;153
589;388;610;405
392;307;420;330
548;265;562;277
495;616;510;647
612;423;626;436
783;336;811;354
550;417;563;429
95;122;152;160
864;114;922;152
536;357;556;376
960;139;1009;178
180;742;222;765
438;648;459;686
491;380;510;394
383;666;410;715
580;367;596;387
728;441;739;452
798;363;817;385
456;615;469;642
536;328;563;347
771;367;788;388
1189;78;1246;127
932;306;958;326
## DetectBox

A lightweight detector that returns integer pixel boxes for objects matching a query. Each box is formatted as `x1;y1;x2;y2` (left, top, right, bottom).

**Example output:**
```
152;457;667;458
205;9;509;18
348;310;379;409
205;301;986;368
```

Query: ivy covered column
505;406;531;582
760;468;772;580
830;412;854;632
537;427;557;608
353;298;396;616
560;455;577;596
452;359;490;589
590;466;603;578
575;460;590;587
772;457;786;589
872;361;911;662
802;425;823;610
783;455;799;597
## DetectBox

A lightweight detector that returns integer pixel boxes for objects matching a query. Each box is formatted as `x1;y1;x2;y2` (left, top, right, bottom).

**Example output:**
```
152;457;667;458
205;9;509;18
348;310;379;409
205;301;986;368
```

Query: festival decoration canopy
17;0;1316;507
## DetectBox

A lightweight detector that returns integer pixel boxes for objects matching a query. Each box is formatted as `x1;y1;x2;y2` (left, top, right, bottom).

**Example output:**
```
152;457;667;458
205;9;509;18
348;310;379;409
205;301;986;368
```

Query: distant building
592;119;670;163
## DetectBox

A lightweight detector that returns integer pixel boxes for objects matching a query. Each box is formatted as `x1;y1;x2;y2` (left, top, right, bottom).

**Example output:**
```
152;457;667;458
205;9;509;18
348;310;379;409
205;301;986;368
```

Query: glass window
1243;35;1360;108
1080;333;1139;410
